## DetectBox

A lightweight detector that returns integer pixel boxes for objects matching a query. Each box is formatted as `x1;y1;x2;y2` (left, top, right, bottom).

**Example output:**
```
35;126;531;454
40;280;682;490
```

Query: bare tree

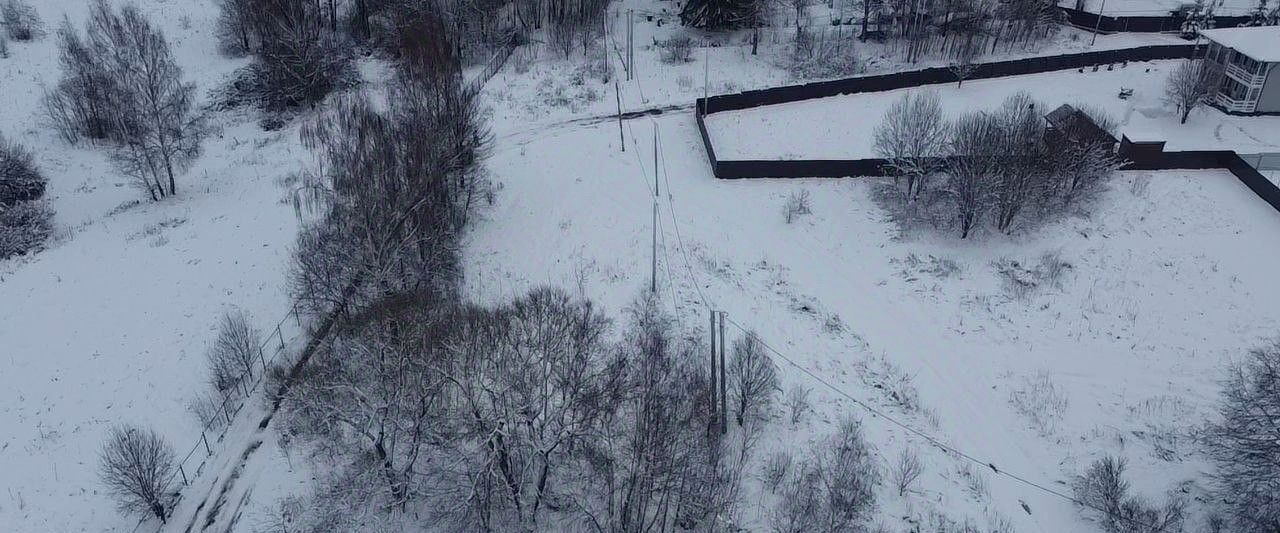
1164;59;1220;124
874;91;949;201
949;36;981;86
45;1;201;200
892;447;923;496
989;91;1050;234
43;18;120;144
98;424;176;523
1204;339;1280;531
945;110;1000;238
1071;455;1187;533
772;417;881;533
245;0;351;110
1048;105;1122;207
206;308;264;394
729;332;779;426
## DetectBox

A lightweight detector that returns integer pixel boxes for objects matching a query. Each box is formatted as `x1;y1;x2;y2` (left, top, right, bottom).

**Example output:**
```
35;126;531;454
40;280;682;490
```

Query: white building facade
1200;26;1280;114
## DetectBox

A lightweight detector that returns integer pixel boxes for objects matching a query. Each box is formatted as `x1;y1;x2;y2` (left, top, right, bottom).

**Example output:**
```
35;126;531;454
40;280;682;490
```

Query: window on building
1220;77;1249;100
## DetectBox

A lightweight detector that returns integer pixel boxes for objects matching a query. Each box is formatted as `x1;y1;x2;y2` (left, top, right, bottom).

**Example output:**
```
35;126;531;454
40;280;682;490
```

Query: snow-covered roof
1199;27;1280;63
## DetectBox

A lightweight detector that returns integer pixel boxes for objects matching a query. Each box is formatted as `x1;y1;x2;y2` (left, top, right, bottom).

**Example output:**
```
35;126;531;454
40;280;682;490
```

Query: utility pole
603;11;611;81
627;10;635;81
703;47;710;100
1091;0;1107;46
719;311;727;435
615;79;625;152
651;125;659;293
709;309;718;434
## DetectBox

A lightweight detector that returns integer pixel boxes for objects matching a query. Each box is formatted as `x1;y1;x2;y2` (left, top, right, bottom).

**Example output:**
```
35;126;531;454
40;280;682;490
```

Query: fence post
202;431;212;456
239;376;249;397
277;325;285;351
179;465;188;486
259;345;268;372
293;302;301;328
222;399;232;424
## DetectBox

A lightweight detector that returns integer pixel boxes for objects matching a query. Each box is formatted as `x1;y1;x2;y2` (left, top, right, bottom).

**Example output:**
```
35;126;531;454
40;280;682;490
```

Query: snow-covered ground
0;1;308;531
468;105;1280;529
1;0;1273;530
704;59;1280;160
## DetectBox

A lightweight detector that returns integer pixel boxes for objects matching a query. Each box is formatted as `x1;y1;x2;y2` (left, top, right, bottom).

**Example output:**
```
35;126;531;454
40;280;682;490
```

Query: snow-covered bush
659;35;695;64
1;0;41;41
763;450;793;493
0;199;52;259
1204;339;1280;530
217;0;351;111
1009;371;1069;436
771;417;881;532
1071;456;1186;533
783;189;812;223
0;134;45;206
785;383;811;425
98;424;176;523
788;27;863;79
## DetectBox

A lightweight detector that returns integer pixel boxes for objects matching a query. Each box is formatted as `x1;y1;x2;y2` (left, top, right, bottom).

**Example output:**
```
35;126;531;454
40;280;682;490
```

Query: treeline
874;91;1122;238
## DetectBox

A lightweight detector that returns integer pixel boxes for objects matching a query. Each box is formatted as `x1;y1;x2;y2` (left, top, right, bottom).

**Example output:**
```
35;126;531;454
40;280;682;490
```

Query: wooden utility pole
615;79;625;152
651;125;659;293
709;309;718;433
1091;0;1108;46
627;10;635;80
719;311;727;435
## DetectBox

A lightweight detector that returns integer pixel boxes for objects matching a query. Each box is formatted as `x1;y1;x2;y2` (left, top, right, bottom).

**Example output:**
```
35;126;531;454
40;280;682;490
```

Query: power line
655;127;713;310
719;315;1168;533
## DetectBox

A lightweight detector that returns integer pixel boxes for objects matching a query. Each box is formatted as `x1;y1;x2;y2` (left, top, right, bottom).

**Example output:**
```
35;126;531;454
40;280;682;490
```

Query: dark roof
1044;104;1117;146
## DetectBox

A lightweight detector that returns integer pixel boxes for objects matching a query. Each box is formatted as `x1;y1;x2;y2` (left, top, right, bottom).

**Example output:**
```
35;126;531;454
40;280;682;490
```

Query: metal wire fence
162;302;306;492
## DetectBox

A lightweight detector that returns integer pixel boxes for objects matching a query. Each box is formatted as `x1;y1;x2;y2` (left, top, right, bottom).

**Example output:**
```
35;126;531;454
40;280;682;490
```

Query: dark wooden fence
1059;7;1252;33
698;44;1195;115
1119;146;1280;213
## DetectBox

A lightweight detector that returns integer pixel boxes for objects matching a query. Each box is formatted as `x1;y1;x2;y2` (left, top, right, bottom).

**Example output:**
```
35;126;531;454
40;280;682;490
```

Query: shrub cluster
0;134;51;259
874;92;1123;238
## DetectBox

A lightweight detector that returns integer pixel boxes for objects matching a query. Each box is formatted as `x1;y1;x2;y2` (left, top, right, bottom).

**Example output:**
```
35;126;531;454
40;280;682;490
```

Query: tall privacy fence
1059;7;1252;33
162;303;306;493
698;44;1195;116
690;43;1280;215
1118;138;1280;212
694;44;1196;180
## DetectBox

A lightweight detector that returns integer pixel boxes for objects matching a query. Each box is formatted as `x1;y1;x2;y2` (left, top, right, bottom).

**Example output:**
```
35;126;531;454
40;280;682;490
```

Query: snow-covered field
468;107;1280;529
704;59;1280;160
1;0;1276;530
0;1;308;531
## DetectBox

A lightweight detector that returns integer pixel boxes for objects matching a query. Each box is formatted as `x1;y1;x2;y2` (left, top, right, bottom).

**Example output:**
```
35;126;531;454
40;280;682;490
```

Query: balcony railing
1215;92;1256;113
1223;63;1266;87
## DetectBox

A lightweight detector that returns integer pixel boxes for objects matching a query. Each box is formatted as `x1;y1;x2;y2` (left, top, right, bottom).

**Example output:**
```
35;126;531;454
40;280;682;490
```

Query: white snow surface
704;59;1280;161
469;102;1280;530
2;0;1277;530
0;1;307;531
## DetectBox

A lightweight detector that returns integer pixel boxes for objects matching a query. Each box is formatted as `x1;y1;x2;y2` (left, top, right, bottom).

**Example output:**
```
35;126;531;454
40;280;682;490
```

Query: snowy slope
0;1;307;531
466;107;1280;530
